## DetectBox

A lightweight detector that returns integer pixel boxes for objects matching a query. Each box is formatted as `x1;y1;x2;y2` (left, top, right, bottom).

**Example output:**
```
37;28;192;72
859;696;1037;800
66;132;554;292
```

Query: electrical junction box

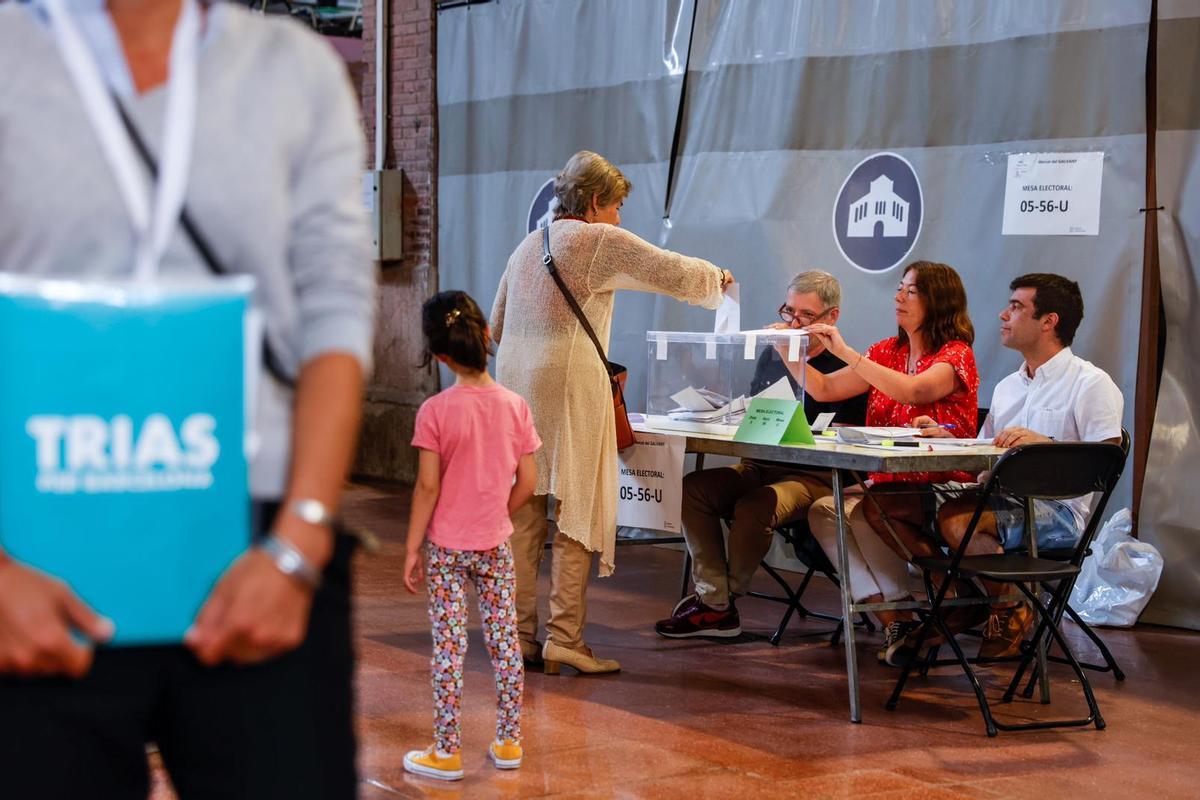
362;169;403;262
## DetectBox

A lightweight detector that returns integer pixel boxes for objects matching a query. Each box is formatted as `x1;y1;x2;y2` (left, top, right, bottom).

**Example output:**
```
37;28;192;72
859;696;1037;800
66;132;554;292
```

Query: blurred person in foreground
0;1;376;797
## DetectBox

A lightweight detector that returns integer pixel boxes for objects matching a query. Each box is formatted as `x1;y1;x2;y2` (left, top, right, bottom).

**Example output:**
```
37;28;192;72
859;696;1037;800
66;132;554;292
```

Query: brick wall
355;0;439;484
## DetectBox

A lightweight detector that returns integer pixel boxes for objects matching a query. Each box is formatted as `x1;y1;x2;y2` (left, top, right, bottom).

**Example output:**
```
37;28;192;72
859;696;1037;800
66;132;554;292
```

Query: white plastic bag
1070;509;1164;627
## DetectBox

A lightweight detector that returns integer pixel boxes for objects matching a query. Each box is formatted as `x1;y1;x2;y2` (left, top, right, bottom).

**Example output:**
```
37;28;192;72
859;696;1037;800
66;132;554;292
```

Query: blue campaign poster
0;277;253;645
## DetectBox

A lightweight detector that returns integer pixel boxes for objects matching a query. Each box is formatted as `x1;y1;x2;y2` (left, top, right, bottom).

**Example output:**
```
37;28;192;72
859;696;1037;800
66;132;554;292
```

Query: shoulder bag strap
541;224;616;376
113;98;297;390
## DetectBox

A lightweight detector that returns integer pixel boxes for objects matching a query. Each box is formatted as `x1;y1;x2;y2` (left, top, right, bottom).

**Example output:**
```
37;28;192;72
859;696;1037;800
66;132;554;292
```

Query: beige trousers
808;493;912;603
681;461;833;607
509;494;594;651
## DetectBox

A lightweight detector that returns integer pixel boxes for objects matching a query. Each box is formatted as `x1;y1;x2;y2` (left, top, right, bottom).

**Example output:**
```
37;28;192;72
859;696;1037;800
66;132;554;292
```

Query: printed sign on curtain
616;431;685;532
0;276;253;645
1002;151;1105;236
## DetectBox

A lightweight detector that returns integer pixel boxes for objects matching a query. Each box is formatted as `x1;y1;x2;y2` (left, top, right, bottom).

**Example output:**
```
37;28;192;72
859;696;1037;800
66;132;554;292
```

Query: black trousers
0;503;358;800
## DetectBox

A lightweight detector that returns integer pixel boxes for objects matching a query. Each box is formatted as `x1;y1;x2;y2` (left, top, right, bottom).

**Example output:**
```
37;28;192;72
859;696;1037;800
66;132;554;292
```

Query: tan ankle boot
541;640;620;675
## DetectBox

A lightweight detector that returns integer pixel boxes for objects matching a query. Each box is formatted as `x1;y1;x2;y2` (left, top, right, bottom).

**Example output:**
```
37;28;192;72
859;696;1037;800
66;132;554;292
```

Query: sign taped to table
616;431;684;533
733;398;815;446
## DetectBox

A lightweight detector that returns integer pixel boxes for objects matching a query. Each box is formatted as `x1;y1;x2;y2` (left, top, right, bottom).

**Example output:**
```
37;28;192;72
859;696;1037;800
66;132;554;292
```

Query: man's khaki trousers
682;461;833;607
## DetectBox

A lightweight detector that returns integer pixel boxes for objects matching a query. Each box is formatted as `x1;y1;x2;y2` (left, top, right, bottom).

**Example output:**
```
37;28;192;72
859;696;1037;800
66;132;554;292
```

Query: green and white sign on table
732;398;815;446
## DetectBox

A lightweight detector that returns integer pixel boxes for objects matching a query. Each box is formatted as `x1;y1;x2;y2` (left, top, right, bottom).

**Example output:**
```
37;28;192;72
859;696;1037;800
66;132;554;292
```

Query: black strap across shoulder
541;224;619;377
112;97;297;389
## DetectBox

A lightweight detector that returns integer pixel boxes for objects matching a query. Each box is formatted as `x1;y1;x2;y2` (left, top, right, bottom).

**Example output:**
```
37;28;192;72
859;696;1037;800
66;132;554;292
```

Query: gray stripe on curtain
679;23;1148;155
439;78;682;177
440;22;1151;178
1158;16;1200;132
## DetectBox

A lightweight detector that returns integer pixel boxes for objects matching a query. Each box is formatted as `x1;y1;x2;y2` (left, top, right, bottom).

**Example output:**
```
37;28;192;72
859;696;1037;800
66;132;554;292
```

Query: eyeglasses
778;304;835;325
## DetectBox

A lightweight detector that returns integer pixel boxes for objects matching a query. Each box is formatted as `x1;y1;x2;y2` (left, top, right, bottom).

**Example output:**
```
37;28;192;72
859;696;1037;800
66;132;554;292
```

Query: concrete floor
156;481;1200;798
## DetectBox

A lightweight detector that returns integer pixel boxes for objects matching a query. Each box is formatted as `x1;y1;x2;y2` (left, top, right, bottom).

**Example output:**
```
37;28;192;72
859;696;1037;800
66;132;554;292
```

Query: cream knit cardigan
491;220;724;575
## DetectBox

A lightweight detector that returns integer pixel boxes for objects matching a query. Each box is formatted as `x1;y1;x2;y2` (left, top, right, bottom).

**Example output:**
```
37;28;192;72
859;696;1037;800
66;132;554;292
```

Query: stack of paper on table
666;389;745;424
835;426;920;443
835;427;993;447
666;377;795;425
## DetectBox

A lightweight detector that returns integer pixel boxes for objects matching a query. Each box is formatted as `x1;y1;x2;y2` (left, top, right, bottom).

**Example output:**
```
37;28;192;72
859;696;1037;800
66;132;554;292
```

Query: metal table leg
832;468;861;723
1026;500;1051;704
676;453;706;599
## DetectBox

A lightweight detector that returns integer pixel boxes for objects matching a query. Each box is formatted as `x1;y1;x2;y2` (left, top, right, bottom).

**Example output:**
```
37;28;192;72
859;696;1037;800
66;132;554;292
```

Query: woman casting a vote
781;261;978;664
490;151;735;675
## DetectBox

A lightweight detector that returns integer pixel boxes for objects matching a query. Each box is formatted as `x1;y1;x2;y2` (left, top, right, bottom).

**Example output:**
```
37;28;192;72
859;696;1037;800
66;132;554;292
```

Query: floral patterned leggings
425;541;524;754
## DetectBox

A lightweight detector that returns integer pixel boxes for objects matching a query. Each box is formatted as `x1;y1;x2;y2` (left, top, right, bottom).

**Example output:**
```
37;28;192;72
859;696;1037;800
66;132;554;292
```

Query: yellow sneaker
403;745;463;781
488;739;523;770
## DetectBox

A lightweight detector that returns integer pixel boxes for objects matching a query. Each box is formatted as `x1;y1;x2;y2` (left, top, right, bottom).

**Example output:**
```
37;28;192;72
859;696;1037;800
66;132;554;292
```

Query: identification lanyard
43;0;200;282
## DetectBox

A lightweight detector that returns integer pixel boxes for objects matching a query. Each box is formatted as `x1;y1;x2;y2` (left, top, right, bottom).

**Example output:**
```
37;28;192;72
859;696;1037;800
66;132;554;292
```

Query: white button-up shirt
981;347;1123;528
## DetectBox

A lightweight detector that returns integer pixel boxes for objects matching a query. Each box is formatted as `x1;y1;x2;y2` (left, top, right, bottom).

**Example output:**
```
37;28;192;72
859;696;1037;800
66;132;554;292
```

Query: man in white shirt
922;273;1123;659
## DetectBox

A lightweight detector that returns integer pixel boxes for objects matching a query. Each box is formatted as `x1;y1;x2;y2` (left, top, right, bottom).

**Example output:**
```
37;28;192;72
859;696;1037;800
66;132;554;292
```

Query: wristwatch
289;498;333;527
258;533;323;589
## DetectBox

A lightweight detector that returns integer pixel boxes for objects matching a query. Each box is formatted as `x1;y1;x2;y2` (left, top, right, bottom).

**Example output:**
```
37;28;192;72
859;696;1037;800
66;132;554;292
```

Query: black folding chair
746;521;875;646
919;430;1132;692
886;439;1128;736
1012;429;1131;696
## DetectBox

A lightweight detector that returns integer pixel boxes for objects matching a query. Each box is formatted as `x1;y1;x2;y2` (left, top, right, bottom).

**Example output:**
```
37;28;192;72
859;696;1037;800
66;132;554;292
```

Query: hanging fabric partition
1140;1;1200;630
437;0;695;391
658;0;1149;512
436;0;1153;524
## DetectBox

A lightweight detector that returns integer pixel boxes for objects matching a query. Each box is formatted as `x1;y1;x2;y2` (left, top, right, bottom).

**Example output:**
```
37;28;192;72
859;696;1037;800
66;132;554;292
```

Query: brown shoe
520;640;543;668
542;640;620;675
922;601;992;648
979;604;1035;659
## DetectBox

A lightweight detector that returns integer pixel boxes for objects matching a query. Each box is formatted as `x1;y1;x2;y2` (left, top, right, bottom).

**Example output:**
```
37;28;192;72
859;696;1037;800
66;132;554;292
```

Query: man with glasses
656;271;867;638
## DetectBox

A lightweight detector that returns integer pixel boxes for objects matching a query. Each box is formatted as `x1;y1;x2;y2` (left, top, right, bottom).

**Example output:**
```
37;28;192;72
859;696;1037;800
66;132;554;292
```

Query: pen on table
881;440;922;448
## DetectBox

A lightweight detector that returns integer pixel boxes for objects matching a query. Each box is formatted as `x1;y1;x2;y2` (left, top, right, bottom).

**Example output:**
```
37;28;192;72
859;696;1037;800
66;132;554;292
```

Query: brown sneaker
978;604;1035;659
922;601;992;648
653;594;741;639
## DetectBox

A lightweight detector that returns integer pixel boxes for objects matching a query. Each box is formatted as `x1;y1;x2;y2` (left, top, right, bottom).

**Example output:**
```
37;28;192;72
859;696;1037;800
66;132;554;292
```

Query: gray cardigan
0;2;377;497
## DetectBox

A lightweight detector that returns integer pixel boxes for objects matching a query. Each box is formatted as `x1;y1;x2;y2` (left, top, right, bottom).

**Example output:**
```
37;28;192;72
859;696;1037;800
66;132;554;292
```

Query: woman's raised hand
804;323;850;359
720;269;735;292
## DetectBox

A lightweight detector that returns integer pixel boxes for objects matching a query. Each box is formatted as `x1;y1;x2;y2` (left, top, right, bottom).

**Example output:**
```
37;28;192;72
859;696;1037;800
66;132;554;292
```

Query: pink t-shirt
411;382;542;551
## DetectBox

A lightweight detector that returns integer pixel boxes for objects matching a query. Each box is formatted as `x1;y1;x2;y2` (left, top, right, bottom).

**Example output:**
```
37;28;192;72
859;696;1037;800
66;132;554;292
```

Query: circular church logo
832;152;923;273
526;178;558;233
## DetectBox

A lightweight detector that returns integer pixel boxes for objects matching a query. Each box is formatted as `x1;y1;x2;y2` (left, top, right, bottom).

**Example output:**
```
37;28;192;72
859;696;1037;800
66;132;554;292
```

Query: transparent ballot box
643;329;808;435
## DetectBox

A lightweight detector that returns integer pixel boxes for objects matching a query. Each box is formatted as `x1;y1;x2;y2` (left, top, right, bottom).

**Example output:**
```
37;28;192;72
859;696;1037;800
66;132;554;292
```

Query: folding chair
1013;429;1131;696
746;521;875;646
886;439;1128;736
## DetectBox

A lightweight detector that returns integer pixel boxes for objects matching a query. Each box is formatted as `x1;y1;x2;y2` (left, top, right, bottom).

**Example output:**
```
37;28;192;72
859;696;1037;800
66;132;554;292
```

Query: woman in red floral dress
781;261;978;661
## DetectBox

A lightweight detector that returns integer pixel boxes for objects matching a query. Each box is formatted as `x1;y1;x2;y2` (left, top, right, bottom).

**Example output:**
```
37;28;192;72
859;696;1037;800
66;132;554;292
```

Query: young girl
403;291;540;781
